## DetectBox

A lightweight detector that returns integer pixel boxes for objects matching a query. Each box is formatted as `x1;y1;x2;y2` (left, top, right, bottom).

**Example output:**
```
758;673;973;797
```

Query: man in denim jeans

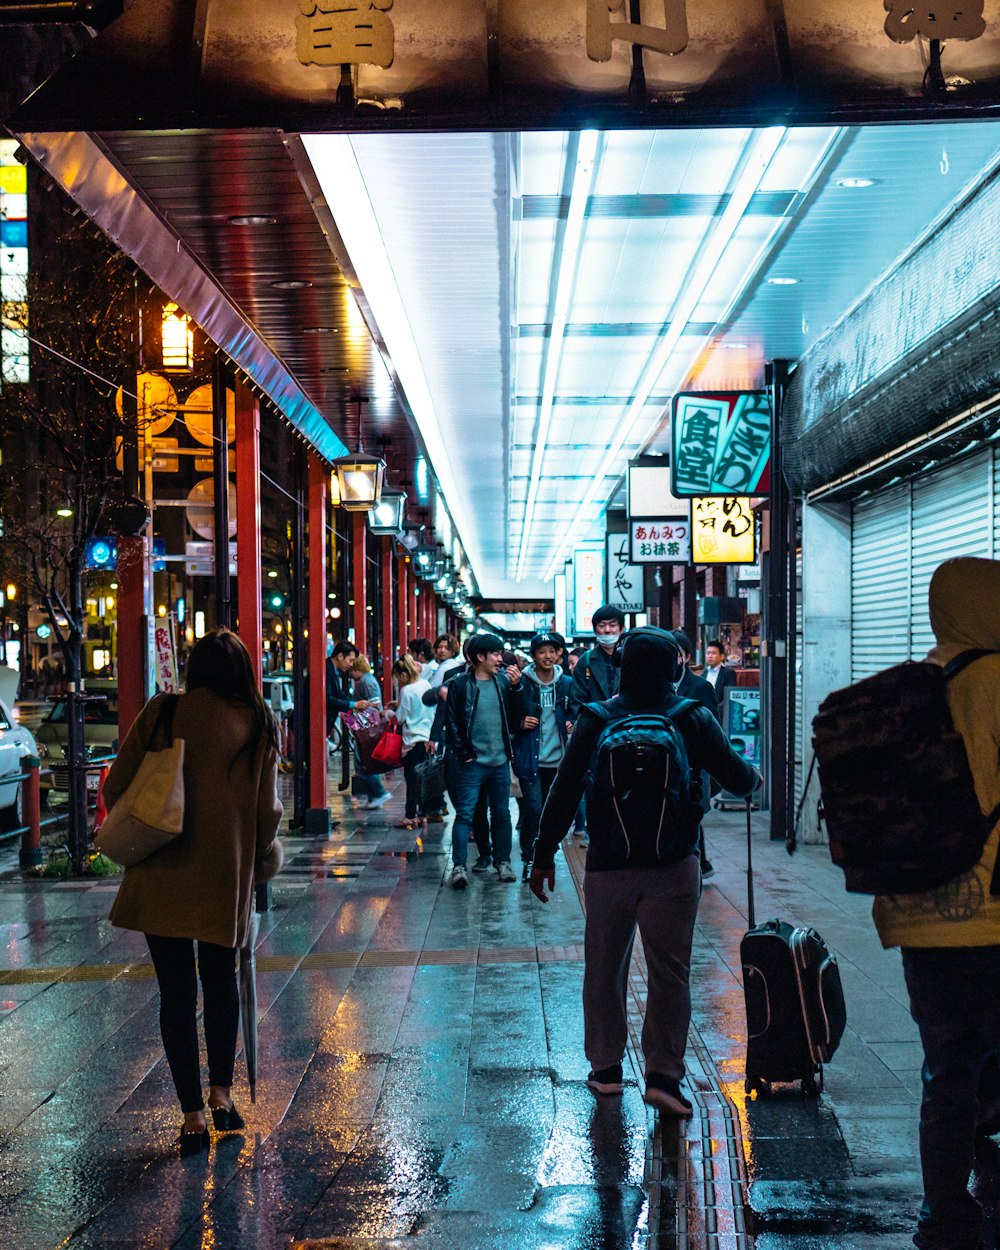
443;632;522;889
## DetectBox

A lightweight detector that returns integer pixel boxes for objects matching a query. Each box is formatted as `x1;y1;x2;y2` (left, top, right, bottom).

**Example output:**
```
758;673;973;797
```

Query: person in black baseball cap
512;631;573;880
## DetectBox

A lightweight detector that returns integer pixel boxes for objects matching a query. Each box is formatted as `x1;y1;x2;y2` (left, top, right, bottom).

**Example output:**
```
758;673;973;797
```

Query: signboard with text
723;688;761;770
572;547;605;634
690;496;757;565
671;392;771;498
629;519;690;564
605;533;645;614
25;0;1000;131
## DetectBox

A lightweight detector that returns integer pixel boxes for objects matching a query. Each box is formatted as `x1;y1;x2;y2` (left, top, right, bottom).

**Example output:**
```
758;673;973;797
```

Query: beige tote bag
95;696;186;866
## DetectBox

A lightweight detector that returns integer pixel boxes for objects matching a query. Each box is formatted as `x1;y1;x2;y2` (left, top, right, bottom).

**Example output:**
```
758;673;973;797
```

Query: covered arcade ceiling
9;0;1000;595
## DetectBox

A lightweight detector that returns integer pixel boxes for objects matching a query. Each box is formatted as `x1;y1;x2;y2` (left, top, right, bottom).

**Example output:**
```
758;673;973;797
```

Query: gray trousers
583;855;701;1080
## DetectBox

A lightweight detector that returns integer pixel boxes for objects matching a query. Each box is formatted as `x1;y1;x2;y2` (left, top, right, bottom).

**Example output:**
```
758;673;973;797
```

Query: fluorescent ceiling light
303;134;479;584
515;130;600;581
767;276;800;285
837;177;879;188
542;126;787;581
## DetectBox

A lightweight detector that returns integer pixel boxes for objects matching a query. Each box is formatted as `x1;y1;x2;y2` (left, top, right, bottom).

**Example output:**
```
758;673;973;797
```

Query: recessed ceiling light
228;214;277;226
837;177;879;188
723;342;748;350
271;279;313;290
302;326;336;334
767;276;800;285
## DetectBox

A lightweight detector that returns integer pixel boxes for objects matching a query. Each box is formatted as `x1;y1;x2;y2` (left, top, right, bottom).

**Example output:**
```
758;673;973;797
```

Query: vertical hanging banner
605;533;645;614
0;139;29;385
573;547;605;633
690;496;757;564
671;392;771;497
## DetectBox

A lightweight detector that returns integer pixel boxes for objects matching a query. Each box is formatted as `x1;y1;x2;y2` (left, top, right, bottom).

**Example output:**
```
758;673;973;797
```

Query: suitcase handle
746;795;755;928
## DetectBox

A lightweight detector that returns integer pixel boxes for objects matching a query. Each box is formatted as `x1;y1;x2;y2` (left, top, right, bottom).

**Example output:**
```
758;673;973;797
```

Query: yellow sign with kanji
690;496;756;565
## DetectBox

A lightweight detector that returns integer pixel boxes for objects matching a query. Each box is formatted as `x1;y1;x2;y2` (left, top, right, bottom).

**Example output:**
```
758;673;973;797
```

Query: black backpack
813;649;1000;895
586;698;702;864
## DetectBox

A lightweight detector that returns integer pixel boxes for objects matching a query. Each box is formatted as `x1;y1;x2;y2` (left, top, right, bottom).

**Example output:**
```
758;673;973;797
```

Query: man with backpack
865;558;1000;1250
529;626;759;1115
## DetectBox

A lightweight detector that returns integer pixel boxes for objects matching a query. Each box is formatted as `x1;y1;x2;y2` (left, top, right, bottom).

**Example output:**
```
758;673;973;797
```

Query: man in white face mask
569;605;625;720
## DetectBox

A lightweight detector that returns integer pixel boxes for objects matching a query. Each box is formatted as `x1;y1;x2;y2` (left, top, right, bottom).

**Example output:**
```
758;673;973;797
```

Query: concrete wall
798;499;852;844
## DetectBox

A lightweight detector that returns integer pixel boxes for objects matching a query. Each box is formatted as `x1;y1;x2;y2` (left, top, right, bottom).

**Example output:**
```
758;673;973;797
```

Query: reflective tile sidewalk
1;782;997;1249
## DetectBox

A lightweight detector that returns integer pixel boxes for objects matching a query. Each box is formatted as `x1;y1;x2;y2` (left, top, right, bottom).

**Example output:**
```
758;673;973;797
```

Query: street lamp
367;486;407;536
161;302;194;371
332;449;386;512
414;544;438;580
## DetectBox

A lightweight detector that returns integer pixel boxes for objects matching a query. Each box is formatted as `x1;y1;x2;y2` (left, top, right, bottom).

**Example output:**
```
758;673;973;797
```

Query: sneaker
496;860;517;883
470;855;492;874
643;1074;693;1117
366;794;389;810
700;859;715;880
522;862;532;883
449;864;469;890
587;1064;624;1095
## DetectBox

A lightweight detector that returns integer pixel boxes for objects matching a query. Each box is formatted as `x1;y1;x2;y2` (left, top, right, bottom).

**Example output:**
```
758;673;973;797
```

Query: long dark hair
185;628;279;765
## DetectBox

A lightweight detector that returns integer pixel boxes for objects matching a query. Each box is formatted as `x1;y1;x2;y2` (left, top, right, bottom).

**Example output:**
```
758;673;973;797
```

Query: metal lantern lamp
367;486;407;536
332;448;386;511
414;544;437;579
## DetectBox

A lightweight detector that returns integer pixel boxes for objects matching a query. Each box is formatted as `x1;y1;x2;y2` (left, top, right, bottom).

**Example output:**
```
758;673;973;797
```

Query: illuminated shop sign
671;392;771;498
690;496;757;565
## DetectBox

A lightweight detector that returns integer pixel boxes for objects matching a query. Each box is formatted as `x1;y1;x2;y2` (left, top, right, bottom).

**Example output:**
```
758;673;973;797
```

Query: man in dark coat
673;630;720;878
530;627;759;1117
569;605;625;718
704;639;737;709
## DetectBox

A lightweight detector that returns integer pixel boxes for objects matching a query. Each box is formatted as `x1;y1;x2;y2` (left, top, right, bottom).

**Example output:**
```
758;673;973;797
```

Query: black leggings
146;934;239;1114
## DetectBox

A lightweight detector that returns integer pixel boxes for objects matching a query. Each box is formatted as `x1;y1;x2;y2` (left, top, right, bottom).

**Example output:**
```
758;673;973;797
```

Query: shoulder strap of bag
148;693;180;750
943;649;1000;681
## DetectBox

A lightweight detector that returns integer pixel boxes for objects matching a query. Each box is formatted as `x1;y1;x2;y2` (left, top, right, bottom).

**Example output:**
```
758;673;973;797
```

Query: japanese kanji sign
296;0;395;69
586;0;688;61
629;519;690;565
572;547;605;633
690;496;756;565
671;392;771;498
606;534;645;614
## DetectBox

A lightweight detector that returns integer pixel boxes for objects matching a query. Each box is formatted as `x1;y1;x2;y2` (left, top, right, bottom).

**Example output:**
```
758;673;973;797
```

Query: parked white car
0;667;39;828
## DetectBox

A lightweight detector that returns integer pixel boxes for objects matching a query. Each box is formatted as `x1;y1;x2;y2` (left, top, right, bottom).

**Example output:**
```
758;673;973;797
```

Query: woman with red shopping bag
388;655;435;830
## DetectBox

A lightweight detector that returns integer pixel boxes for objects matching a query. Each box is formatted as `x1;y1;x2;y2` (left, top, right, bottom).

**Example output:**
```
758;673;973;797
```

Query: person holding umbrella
104;629;284;1158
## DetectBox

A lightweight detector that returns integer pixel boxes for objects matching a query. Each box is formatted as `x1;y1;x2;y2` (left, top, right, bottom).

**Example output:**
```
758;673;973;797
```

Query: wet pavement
1;771;997;1249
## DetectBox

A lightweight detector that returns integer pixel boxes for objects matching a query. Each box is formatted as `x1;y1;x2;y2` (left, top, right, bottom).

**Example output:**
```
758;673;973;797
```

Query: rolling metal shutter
850;451;994;681
851;484;912;681
909;451;993;658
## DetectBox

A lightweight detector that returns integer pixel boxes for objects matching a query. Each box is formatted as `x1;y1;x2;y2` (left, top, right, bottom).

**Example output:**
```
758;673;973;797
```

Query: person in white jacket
390;655;435;830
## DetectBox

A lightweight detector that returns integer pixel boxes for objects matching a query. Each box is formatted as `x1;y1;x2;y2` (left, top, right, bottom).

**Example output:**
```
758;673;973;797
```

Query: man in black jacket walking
443;632;522;889
568;605;625;717
530;627;758;1117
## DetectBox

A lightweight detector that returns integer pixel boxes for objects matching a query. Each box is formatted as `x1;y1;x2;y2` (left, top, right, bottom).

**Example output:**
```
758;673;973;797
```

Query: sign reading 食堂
629;519;690;565
671;393;771;498
605;533;645;614
690;497;757;565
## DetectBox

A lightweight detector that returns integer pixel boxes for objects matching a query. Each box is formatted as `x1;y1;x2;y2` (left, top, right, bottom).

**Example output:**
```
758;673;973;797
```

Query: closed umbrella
238;910;260;1103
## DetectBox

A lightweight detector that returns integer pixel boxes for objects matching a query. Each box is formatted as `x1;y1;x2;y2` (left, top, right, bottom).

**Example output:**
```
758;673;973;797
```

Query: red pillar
380;539;394;702
408;571;417;645
234;382;262;685
352;511;367;653
116;536;146;736
397;556;409;654
424;587;434;638
308;455;328;812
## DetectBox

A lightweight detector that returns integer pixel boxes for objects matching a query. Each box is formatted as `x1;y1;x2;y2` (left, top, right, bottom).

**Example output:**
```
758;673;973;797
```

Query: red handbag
370;721;404;770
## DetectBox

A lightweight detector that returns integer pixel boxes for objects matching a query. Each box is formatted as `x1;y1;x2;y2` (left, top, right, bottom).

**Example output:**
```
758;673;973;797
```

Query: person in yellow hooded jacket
872;557;1000;1250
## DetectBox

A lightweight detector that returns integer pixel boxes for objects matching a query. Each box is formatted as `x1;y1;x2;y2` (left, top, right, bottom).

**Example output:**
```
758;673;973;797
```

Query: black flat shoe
210;1103;245;1131
179;1128;210;1158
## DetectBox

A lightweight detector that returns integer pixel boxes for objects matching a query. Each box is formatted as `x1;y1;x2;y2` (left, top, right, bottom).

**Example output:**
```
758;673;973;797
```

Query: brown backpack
813;651;1000;895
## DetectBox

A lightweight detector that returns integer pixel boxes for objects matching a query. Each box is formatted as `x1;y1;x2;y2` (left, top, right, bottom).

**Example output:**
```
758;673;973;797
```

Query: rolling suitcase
739;799;846;1097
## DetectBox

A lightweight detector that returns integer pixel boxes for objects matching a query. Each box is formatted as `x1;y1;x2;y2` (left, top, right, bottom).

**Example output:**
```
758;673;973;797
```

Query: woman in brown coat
104;629;283;1157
